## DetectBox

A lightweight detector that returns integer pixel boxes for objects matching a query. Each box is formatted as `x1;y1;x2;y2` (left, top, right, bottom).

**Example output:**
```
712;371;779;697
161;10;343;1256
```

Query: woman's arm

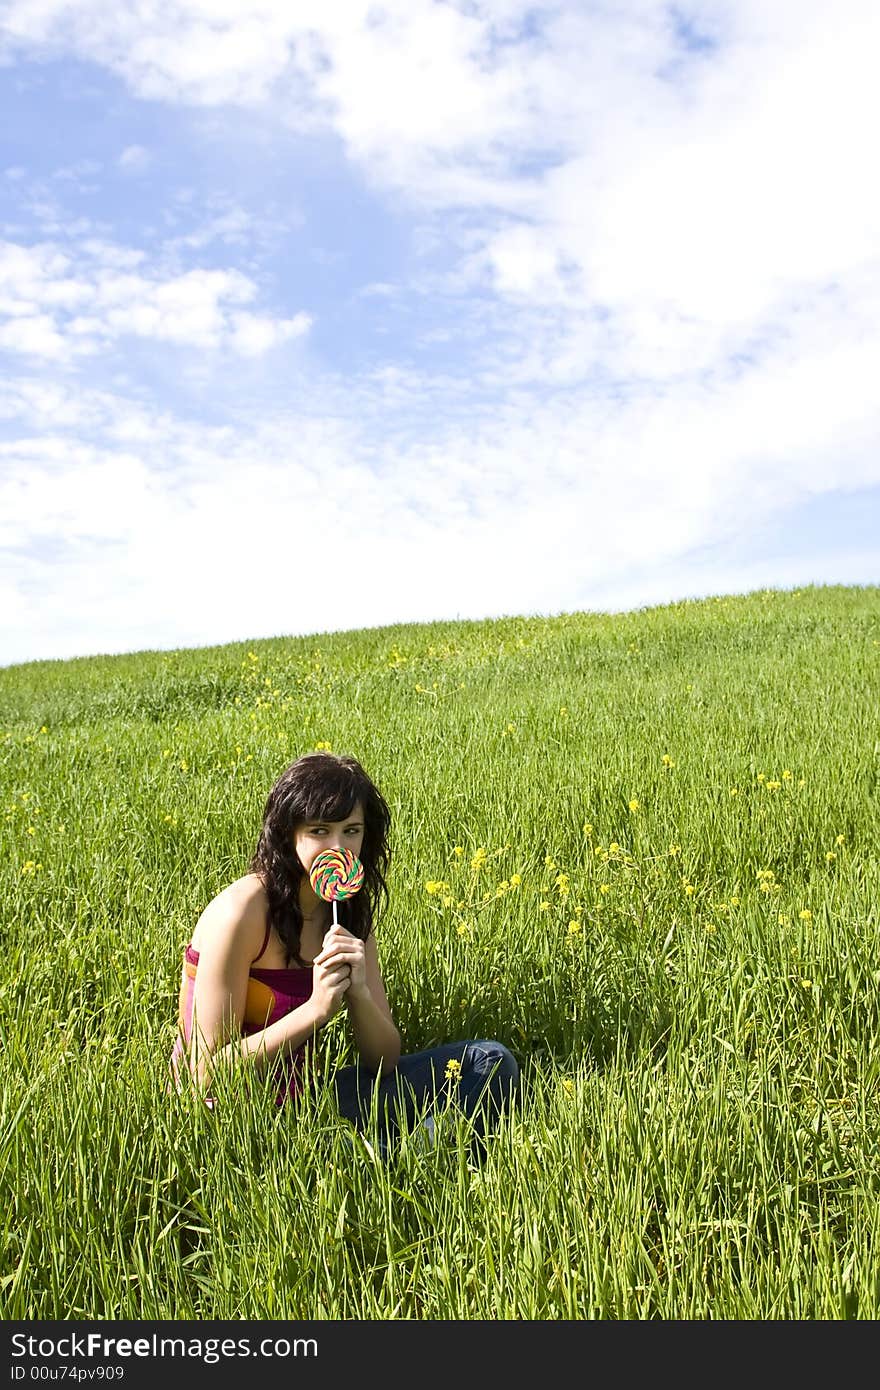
314;929;401;1077
204;999;326;1086
187;898;347;1093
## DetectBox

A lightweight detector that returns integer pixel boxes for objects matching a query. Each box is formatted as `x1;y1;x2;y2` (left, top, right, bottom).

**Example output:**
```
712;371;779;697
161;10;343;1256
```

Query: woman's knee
469;1039;519;1087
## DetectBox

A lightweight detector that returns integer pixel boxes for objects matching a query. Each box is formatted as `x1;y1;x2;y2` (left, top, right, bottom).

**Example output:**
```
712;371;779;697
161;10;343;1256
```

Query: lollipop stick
332;899;338;928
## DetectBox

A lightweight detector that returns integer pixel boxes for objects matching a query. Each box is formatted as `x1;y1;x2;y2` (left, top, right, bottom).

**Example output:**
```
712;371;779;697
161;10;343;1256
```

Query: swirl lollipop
309;847;365;927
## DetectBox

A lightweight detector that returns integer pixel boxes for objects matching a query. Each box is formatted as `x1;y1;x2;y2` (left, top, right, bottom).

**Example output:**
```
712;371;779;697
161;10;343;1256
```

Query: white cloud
229;310;311;356
0;338;876;664
484;224;566;299
0;238;311;357
168;207;257;250
0;313;68;358
118;144;151;171
0;2;552;191
0;0;877;663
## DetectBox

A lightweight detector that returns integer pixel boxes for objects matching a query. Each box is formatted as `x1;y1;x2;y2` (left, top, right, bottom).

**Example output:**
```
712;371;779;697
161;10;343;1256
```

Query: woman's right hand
310;951;352;1024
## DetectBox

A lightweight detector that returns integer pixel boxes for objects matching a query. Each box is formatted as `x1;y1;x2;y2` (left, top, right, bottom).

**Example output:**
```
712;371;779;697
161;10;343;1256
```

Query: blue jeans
333;1039;519;1152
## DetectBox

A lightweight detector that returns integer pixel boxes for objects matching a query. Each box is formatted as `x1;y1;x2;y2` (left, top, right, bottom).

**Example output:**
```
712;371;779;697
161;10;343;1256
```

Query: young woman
170;750;518;1148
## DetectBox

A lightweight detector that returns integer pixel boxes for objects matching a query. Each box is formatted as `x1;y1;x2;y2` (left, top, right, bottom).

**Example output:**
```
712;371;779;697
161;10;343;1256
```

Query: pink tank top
170;923;315;1105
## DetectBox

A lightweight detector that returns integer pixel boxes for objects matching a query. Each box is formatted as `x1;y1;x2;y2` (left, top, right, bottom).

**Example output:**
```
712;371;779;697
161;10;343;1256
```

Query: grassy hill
1;583;878;1317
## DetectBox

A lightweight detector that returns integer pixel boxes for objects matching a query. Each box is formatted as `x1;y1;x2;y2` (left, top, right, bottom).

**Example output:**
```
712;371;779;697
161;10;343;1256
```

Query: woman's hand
310;937;353;1024
313;925;368;1003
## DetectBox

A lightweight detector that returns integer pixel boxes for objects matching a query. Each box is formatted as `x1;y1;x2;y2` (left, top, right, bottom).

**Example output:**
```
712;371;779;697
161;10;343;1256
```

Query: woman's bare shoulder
190;873;268;954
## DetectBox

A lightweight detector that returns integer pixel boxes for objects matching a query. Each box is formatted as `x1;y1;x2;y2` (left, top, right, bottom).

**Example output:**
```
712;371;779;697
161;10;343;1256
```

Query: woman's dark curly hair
248;751;391;966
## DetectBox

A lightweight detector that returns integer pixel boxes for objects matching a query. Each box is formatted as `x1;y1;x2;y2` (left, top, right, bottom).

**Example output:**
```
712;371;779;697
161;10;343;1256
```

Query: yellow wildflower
444;1058;462;1082
799;910;812;922
628;799;639;812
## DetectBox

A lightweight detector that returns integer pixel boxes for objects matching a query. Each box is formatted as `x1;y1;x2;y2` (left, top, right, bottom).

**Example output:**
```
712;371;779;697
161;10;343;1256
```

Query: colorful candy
309;847;365;901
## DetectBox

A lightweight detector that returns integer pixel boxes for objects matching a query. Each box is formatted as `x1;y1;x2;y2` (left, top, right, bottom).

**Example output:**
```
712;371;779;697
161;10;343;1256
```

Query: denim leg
334;1039;519;1145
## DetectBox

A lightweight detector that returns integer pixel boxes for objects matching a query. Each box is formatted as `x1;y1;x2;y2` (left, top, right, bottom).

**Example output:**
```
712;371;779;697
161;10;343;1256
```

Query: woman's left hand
313;925;369;1002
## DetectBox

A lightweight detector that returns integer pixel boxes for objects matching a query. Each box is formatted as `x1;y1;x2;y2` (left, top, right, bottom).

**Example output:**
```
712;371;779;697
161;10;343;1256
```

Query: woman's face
293;800;366;880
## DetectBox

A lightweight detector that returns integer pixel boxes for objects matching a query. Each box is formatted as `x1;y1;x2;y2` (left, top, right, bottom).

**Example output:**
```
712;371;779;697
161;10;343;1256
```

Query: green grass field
2;582;878;1319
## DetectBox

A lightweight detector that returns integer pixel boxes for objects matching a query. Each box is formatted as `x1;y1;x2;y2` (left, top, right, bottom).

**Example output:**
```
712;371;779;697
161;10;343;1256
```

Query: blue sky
1;0;878;668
